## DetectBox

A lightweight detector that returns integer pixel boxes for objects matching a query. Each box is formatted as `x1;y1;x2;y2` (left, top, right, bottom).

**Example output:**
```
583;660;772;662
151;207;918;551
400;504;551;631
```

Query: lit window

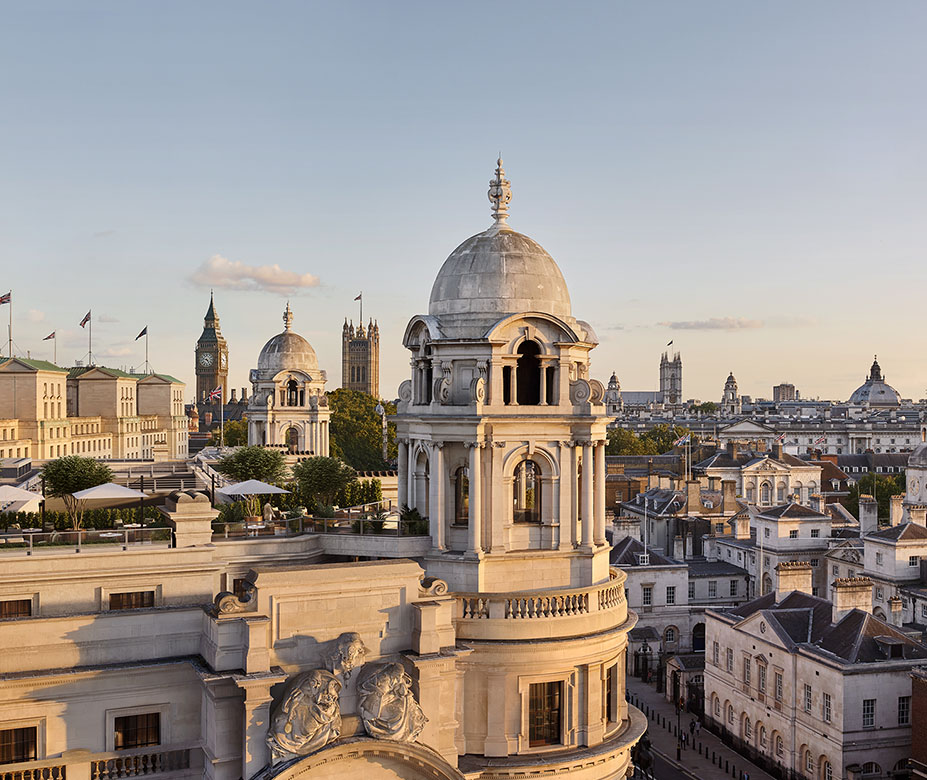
114;713;160;750
528;682;562;747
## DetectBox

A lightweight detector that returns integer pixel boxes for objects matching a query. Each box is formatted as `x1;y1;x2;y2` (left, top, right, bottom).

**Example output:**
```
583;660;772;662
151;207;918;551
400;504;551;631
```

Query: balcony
0;746;198;780
454;568;631;641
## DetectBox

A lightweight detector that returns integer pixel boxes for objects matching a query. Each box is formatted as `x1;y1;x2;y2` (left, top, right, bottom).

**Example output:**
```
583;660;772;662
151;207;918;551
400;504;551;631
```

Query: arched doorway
692;623;705;652
286;427;300;453
515;340;541;405
762;573;772;595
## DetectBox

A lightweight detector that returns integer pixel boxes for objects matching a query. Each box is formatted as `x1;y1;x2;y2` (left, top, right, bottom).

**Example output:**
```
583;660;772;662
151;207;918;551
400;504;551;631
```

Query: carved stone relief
267;670;343;764
357;662;428;742
323;632;368;680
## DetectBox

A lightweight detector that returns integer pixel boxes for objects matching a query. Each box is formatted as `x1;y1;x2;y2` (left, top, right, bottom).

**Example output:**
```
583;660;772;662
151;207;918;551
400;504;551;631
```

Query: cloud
98;315;120;323
189;254;320;295
92;229;116;239
658;317;764;331
26;309;45;323
97;346;133;358
604;324;626;331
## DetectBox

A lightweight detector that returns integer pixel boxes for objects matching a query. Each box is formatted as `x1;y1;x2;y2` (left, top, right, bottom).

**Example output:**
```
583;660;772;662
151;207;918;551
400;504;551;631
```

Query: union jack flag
775;432;786;442
0;291;10;305
673;433;691;447
208;386;222;401
814;435;826;445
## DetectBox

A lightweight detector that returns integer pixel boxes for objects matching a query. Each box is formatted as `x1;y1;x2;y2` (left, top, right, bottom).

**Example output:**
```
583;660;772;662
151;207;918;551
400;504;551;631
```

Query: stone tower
605;371;622;416
721;371;741;416
659;350;682;405
395;159;642;769
342;319;380;397
195;292;229;404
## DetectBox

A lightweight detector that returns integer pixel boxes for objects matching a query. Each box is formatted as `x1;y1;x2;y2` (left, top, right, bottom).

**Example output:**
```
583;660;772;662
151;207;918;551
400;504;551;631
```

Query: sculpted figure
357;662;427;741
324;632;368;680
267;669;342;763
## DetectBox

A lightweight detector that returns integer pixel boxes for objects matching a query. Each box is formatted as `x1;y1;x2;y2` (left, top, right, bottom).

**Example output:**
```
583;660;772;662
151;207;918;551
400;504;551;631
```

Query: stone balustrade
454;568;631;641
0;747;196;780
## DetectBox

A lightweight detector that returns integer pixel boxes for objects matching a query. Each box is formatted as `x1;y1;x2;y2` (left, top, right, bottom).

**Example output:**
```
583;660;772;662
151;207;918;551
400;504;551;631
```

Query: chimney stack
721;480;738;515
229;388;237;403
775;561;813;601
859;494;878;536
673;535;684;560
891;495;904;526
832;577;873;623
910;505;927;527
773;442;784;460
889;596;904;627
686;480;701;516
241;387;248;403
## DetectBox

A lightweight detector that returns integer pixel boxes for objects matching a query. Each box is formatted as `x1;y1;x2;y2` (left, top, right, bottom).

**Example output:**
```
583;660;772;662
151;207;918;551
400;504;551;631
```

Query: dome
909;442;927;468
848;356;900;407
257;304;319;374
427;159;572;332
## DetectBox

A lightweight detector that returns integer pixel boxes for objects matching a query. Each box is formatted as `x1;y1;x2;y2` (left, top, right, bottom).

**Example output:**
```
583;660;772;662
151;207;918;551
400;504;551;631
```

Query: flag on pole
354;293;362;301
43;331;55;341
0;292;10;305
814;435;826;445
673;432;691;447
135;326;148;340
79;311;91;328
775;432;786;442
208;385;222;401
666;339;673;346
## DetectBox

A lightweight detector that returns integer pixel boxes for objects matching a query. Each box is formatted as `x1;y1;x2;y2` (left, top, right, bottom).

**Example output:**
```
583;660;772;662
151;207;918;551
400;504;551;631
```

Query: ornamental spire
283;302;293;331
488;156;512;226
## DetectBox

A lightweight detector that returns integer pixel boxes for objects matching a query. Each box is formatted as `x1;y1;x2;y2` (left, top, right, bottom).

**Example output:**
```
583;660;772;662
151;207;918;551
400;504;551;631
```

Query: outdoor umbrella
0;485;43;503
217;480;290;496
72;483;149;500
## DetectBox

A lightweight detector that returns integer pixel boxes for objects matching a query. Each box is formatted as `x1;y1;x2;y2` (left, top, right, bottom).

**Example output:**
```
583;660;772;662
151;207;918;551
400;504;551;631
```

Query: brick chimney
775;561;813;601
229;388;237;403
686;480;701;515
721;480;738;515
910;504;927;527
891;495;904;526
832;577;873;623
241;387;248;403
889;596;904;627
859;494;878;536
772;442;784;460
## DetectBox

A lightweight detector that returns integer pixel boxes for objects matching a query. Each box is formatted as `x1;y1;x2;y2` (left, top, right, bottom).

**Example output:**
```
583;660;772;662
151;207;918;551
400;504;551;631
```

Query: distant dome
909;442;927;468
257;304;319;374
428;159;572;334
848;356;900;407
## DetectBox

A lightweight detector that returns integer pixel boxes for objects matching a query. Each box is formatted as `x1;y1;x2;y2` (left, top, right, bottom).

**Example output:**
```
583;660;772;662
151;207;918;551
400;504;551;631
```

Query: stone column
489;359;503;406
490;441;506;551
235;680;279;780
429;443;446;551
509;363;518;405
594;440;606;545
581;441;594;549
558;441;574;550
408;444;418;510
484;671;509;756
539;365;548;405
397;439;409;513
467;442;483;557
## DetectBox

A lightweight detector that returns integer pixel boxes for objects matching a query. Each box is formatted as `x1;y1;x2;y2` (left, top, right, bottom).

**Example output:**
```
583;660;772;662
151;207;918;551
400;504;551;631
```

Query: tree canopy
691;401;718;415
210;418;248;447
215;446;288;484
327;388;397;470
606;425;694;456
292;456;357;510
844;473;906;521
43;456;114;529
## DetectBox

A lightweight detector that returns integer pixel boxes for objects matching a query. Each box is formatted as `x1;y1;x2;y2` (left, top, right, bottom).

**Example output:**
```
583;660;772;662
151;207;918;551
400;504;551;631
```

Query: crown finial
283;302;293;331
488;156;512;226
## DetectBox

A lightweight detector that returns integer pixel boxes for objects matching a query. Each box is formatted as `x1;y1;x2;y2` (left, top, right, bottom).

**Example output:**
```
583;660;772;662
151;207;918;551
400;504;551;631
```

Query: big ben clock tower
195;292;229;404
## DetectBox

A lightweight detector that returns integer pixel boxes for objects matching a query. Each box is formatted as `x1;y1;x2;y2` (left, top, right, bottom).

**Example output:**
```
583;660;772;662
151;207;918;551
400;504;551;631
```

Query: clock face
199;352;214;367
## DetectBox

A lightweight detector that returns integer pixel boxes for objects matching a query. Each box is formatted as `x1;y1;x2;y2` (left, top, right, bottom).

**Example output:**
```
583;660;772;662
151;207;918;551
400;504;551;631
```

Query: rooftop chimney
890;495;904;526
911;505;927;527
241;387;248;403
889;596;904;627
775;561;813;601
721;480;738;515
686;480;701;516
832;577;873;623
859;494;878;536
772;442;784;460
229;388;237;403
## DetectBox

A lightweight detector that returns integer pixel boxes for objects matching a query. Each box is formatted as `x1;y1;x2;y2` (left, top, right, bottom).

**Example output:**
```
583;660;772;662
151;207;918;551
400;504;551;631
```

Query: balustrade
1;766;66;780
91;749;189;780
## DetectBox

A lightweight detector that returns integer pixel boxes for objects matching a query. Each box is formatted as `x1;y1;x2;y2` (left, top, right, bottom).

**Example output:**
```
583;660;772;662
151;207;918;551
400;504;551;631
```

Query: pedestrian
689;719;696;737
681;731;688;749
695;720;701;737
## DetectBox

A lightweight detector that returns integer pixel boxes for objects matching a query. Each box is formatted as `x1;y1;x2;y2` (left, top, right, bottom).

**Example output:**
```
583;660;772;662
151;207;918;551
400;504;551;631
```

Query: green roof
68;365;138;380
0;357;67;373
137;372;184;385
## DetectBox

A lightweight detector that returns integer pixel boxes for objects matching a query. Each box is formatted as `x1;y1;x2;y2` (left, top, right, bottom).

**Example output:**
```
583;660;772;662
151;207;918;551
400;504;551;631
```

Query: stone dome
848;356;900;407
257;304;319;374
428;159;572;333
909;442;927;469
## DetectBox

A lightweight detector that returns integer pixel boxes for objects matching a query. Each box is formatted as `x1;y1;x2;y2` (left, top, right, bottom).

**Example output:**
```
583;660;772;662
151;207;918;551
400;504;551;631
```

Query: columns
594;440;606;545
558;441;575;550
398;439;409;511
467;442;483;557
489;359;503;406
539;365;548;405
581;440;594;549
429;442;446;551
236;681;278;780
490;441;506;551
509;363;518;405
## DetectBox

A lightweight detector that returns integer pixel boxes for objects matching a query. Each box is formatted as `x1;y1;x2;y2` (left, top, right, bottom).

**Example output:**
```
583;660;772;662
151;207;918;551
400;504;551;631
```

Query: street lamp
375;402;388;463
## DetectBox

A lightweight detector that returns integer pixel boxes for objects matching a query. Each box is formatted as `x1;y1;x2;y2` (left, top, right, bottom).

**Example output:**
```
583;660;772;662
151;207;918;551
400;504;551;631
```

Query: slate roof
610;536;678;567
759;502;827;520
867;523;927;542
619;487;686;517
688;559;749;578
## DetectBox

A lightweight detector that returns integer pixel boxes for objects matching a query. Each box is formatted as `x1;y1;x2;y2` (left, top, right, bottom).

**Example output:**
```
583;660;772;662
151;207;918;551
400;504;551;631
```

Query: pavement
627;676;775;780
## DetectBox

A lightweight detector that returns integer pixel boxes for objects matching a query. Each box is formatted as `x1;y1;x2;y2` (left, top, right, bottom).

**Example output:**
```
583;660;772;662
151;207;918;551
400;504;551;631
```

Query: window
824;762;833;780
876;552;883;566
642;586;653;607
454;467;469;525
715;522;725;534
726;648;734;672
109;591;155;610
789;530;798;539
689;582;696;600
805;751;814;774
0;600;32;619
666;586;676;605
775;671;783;701
832;565;839;576
712;642;719;666
744;717;752;740
0;727;37;765
899;696;911;726
759;726;767;749
114;713;160;750
728;704;734;725
714;698;721;716
775;735;783;757
862;699;875;728
862;763;881;777
605;664;618;723
809;559;819;567
513;461;541;523
822;692;832;722
665;627;676;643
803;684;812;712
528;682;562;747
811;529;820;538
875;587;884;601
743;658;751;685
764;527;770;538
708;581;717;598
910;556;920;567
730;580;738;597
922;603;927;619
757;663;766;693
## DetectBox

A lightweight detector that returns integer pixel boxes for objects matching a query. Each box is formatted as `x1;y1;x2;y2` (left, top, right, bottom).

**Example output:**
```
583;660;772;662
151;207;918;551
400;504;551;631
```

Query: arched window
761;482;772;504
862;763;881;776
744;717;752;740
727;704;734;725
515;340;542;405
664;627;676;643
822;761;833;780
286;379;299;407
805;750;814;776
759;726;767;750
775;735;784;757
513;460;541;523
714;697;720;717
286;427;299;453
454;467;469;526
777;482;786;503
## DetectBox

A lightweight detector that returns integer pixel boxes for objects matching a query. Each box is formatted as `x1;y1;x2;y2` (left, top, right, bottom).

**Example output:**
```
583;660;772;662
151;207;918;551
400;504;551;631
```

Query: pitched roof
0;357;67;373
610;536;677;567
68;366;138;380
759;502;827;520
868;523;927;542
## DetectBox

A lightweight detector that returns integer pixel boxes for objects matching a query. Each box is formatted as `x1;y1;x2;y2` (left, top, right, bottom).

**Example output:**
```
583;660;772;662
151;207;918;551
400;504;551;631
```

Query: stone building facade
341;318;379;397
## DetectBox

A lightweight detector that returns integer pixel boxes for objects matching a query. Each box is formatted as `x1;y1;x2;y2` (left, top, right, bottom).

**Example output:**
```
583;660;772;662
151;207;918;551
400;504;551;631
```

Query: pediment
743;459;789;473
734;611;793;650
720;420;776;435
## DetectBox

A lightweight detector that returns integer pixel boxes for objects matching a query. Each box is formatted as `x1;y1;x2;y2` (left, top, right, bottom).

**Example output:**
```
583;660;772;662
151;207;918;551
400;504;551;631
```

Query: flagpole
359;292;363;325
220;388;225;448
88;312;93;365
145;331;150;374
8;291;12;358
53;336;56;366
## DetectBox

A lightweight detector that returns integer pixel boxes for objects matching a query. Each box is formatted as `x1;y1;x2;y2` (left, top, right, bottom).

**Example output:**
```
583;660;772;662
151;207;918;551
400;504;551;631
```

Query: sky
1;2;926;403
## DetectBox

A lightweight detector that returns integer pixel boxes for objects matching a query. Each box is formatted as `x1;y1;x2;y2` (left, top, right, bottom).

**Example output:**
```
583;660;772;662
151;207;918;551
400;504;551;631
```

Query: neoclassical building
246;304;330;454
